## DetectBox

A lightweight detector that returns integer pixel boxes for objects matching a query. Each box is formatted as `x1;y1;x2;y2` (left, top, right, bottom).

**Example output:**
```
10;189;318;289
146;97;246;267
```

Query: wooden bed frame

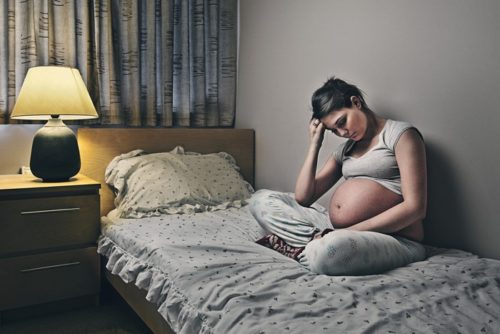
78;128;255;334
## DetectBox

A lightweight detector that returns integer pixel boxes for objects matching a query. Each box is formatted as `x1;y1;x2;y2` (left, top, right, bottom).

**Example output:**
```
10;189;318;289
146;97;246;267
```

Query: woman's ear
350;96;362;109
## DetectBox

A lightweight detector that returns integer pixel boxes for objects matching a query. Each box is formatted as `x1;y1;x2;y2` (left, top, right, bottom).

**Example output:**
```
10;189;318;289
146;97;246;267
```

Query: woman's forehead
322;109;345;122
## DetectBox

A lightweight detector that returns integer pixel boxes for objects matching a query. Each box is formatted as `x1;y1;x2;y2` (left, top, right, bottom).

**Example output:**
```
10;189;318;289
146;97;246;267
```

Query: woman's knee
301;230;359;275
248;190;291;214
300;230;425;276
249;189;278;204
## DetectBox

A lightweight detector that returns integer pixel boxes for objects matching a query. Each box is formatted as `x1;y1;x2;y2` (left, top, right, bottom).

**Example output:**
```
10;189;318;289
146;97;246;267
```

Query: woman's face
320;100;367;141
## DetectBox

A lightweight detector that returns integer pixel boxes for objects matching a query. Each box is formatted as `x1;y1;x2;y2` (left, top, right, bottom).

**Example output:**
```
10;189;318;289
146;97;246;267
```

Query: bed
78;128;500;334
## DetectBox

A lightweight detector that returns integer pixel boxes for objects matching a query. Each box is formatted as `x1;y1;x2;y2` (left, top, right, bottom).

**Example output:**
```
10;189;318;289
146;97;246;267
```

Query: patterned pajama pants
248;189;426;276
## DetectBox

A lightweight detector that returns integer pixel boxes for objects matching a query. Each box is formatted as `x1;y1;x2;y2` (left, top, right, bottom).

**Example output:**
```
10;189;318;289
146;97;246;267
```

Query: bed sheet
98;206;500;334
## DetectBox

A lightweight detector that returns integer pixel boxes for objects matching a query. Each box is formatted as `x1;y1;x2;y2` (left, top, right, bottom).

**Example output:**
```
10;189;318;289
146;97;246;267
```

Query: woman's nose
338;128;348;137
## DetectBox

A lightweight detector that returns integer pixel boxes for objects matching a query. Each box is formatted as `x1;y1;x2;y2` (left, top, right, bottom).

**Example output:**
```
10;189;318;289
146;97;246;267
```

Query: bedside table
0;174;101;313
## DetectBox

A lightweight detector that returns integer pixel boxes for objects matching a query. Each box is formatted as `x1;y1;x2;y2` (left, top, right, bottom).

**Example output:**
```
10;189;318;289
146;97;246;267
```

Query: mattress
98;206;500;334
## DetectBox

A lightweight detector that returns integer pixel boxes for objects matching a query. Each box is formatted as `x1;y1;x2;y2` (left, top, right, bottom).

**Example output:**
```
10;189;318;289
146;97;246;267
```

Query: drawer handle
20;207;81;215
20;261;81;273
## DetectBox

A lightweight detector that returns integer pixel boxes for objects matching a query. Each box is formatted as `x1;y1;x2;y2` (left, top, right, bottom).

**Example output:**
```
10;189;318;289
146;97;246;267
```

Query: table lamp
10;66;98;182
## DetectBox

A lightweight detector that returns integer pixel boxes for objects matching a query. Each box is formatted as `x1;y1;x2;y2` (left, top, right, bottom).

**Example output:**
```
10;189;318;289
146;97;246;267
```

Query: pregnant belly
329;178;402;228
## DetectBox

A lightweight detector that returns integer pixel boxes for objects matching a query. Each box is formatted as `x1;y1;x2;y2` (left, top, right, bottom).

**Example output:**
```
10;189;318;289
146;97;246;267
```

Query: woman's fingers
310;119;323;133
309;119;325;144
310;118;321;128
308;118;326;150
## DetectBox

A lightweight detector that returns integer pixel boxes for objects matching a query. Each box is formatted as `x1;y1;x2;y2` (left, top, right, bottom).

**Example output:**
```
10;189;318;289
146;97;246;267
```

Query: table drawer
0;194;99;255
0;247;99;310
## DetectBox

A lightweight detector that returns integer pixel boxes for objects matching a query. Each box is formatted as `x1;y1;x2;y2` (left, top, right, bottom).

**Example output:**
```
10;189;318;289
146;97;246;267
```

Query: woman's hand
309;118;326;149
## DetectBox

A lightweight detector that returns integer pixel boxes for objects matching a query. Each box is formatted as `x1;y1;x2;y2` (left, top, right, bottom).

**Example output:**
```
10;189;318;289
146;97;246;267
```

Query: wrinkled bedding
98;206;500;334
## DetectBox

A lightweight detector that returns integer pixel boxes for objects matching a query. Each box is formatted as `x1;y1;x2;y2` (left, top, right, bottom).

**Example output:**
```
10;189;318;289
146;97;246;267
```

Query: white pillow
105;146;254;218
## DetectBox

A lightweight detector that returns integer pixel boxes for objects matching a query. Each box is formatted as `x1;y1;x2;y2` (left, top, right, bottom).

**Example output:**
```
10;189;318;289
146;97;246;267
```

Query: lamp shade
11;66;98;120
10;66;98;182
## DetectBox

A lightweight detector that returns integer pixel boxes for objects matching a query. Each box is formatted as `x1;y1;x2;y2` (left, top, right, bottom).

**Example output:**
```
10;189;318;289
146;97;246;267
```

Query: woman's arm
295;120;342;206
346;129;427;234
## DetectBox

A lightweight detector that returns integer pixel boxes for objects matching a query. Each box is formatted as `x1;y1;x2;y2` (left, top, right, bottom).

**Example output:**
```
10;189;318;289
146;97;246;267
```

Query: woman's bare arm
295;120;342;206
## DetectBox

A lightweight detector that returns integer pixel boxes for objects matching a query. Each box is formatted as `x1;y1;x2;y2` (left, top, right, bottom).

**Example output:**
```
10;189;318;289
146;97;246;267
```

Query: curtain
0;0;237;127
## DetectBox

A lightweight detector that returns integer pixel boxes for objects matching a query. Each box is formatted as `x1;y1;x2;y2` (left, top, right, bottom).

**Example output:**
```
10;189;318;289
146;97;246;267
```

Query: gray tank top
333;119;421;195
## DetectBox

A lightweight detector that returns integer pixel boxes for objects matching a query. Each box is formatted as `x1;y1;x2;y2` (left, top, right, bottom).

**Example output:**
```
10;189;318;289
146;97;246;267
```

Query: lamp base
30;117;81;182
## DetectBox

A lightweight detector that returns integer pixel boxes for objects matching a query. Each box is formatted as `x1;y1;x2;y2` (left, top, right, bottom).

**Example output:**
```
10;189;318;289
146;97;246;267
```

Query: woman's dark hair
311;77;368;119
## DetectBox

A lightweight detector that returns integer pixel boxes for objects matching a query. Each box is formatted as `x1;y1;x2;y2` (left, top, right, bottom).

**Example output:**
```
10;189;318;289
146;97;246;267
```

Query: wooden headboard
78;128;255;216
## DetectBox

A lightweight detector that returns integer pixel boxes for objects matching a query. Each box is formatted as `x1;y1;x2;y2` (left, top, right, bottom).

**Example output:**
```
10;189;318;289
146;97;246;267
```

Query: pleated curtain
0;0;237;127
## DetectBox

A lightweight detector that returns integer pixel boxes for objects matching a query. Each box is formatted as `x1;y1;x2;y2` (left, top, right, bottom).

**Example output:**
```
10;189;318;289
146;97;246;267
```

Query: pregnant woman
249;77;427;275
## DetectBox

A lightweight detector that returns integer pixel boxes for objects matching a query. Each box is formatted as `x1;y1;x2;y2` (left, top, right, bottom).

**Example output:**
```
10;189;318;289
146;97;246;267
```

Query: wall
0;125;41;174
236;0;500;259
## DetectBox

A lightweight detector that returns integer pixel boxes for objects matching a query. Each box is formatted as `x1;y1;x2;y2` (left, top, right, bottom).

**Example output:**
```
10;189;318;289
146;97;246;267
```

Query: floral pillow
105;146;254;218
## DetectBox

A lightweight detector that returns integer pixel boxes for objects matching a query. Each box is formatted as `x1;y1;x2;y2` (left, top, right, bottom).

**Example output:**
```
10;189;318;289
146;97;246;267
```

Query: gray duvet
99;206;500;334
